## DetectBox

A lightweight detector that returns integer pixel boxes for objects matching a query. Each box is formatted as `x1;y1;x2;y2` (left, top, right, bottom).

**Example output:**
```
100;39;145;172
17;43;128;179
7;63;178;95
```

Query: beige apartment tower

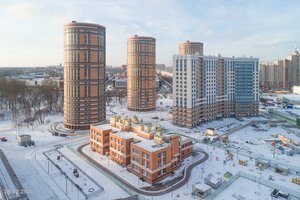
179;41;203;56
127;35;156;111
64;21;106;130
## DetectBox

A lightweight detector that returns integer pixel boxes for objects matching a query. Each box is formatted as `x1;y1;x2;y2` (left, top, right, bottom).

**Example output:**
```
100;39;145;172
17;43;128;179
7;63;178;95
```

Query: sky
0;0;300;67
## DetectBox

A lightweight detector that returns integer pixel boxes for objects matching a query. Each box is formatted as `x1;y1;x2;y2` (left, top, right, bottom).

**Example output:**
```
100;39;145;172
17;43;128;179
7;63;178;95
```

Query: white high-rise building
173;42;259;128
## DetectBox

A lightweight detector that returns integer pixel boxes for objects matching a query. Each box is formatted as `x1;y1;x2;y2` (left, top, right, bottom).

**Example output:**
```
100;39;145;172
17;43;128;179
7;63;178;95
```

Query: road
0;149;29;200
77;143;209;196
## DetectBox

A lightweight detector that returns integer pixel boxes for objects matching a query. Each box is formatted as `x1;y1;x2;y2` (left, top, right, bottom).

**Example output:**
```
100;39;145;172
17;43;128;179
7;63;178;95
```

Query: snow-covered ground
0;114;130;200
107;96;191;135
0;114;71;200
0;95;300;200
0;157;17;198
40;148;104;200
195;142;300;196
214;177;273;200
228;124;300;166
81;144;204;189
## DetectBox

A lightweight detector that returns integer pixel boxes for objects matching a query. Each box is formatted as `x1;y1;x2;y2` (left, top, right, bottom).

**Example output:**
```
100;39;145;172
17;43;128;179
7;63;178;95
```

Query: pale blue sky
0;0;300;67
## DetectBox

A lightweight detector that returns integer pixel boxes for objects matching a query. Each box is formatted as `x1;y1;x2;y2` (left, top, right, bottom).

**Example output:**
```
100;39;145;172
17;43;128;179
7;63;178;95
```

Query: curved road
77;143;208;196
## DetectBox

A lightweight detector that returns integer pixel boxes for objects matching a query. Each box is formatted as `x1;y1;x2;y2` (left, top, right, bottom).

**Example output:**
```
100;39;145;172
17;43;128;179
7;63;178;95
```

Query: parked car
0;137;7;142
52;132;59;136
60;134;67;137
270;189;289;199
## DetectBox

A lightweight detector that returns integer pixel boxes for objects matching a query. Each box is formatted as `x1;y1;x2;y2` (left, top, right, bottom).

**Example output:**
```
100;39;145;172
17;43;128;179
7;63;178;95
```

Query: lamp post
106;151;110;166
257;163;263;184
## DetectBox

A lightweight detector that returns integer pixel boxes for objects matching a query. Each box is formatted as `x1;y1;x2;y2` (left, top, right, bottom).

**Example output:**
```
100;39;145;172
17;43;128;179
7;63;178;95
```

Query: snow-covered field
214;177;273;200
0;157;17;198
197;142;300;192
229;124;300;166
0;96;300;200
40;148;104;200
0;114;129;200
81;144;204;189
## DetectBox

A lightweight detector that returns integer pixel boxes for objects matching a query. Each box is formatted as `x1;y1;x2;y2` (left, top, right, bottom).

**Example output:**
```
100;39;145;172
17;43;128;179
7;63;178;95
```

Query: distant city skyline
1;0;300;67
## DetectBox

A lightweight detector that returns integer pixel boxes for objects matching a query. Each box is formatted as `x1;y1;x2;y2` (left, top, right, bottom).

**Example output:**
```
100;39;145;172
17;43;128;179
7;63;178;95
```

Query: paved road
0;149;29;200
77;143;209;196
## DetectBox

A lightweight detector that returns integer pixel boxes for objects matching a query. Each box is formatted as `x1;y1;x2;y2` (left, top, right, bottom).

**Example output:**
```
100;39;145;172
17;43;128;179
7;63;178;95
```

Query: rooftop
194;183;211;191
132;139;170;152
180;135;192;143
92;124;115;131
111;129;170;152
210;176;222;184
280;94;300;102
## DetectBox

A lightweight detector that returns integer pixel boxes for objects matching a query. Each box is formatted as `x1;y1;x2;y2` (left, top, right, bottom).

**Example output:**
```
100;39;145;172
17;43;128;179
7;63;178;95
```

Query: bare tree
34;108;49;124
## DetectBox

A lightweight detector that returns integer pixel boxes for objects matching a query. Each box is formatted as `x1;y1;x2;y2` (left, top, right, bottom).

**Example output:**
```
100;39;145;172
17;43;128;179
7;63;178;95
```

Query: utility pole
65;176;68;196
47;159;49;174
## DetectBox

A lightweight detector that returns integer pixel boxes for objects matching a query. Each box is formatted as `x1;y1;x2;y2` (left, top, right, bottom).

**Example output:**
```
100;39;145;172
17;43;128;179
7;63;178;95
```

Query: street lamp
106;151;110;166
257;163;263;184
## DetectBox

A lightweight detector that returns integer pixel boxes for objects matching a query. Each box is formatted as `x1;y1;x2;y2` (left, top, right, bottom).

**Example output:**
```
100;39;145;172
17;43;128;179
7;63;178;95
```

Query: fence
42;151;88;199
205;171;300;200
0;177;8;200
66;144;145;199
282;126;300;137
56;149;104;198
227;147;300;173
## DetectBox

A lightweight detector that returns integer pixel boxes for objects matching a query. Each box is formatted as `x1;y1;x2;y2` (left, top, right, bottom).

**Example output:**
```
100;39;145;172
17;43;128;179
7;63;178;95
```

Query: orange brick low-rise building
90;115;193;183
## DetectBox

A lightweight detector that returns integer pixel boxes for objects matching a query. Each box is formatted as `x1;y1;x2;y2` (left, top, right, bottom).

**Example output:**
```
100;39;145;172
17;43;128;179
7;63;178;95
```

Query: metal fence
56;149;104;198
0;177;8;200
205;171;300;200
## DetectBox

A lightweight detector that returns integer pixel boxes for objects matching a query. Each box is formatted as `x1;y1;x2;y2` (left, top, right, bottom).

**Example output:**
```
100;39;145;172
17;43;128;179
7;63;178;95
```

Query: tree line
0;78;63;128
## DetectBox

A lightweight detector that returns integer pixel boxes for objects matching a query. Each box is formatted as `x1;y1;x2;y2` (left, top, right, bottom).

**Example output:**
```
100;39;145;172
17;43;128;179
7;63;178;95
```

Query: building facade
127;35;156;111
173;42;259;128
90;115;193;183
260;49;300;91
64;21;106;130
179;41;203;56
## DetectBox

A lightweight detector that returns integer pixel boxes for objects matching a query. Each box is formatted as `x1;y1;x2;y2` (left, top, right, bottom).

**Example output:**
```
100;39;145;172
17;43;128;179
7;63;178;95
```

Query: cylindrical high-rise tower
179;41;203;56
64;21;106;130
127;35;156;111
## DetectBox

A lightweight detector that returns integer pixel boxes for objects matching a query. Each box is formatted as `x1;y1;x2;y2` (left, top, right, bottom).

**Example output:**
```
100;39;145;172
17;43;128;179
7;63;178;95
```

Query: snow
91;124;113;131
0;114;130;200
214;177;272;200
193;142;300;194
0;95;299;200
41;148;103;198
194;183;211;191
228;124;300;166
279;94;300;102
132;139;170;152
81;144;151;189
0;158;17;198
278;108;300;117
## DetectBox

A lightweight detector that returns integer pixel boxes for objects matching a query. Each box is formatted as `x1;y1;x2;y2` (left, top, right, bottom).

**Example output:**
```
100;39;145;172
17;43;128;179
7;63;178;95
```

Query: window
142;153;149;159
133;164;139;172
158;169;166;176
142;170;149;177
133;149;139;155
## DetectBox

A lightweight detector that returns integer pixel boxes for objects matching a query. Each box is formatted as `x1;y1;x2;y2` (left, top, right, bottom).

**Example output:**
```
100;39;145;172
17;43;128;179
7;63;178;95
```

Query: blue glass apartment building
234;59;259;115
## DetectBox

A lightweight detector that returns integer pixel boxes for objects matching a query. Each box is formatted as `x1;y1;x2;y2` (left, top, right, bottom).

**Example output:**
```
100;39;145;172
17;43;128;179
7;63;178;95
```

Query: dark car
52;132;59;136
